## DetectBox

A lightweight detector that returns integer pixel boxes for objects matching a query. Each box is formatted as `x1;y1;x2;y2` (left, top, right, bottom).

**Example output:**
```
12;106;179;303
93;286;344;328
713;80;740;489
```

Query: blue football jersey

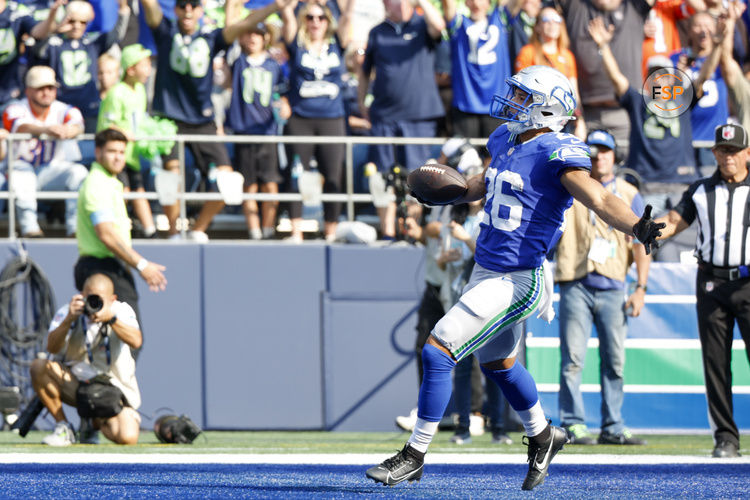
448;8;511;115
475;125;591;272
0;7;37;104
151;18;228;124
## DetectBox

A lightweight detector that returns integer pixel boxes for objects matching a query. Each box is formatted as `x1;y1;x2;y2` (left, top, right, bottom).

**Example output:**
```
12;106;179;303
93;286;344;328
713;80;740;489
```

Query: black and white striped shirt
674;171;750;267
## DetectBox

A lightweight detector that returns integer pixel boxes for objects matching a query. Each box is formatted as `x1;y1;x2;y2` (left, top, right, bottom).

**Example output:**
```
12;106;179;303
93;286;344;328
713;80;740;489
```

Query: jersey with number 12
474;124;591;272
448;8;510;115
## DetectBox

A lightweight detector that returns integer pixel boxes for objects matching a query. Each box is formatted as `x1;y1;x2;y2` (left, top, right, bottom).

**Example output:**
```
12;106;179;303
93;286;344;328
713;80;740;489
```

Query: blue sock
417;344;456;422
481;362;539;412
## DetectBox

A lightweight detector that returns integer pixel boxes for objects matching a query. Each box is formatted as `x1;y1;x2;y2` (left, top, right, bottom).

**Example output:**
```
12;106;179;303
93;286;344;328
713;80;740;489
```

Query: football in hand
407;163;468;205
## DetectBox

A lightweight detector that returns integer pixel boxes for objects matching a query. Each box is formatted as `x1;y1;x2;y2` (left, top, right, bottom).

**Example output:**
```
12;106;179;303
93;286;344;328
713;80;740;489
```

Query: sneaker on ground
78;418;100;445
187;230;209;243
492;431;513;445
522;425;569;491
42;421;76;447
712;440;741;458
469;414;485;437
450;429;472;445
598;428;647;445
395;408;417;432
366;444;425;486
564;423;596;445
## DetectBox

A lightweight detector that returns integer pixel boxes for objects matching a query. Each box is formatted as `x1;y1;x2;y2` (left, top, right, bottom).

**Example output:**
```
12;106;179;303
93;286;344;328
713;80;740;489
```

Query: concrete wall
2;240;747;431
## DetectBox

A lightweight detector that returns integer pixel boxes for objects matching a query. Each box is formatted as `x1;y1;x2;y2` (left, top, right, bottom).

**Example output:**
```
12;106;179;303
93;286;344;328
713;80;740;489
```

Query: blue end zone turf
2;463;749;499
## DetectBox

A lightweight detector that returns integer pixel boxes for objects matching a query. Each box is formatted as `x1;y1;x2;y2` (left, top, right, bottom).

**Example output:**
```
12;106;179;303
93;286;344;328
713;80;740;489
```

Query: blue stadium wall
1;240;749;432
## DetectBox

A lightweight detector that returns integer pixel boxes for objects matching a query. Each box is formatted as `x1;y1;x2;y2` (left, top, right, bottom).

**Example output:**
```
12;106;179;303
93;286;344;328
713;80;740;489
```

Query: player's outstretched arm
562;169;637;233
561;169;664;253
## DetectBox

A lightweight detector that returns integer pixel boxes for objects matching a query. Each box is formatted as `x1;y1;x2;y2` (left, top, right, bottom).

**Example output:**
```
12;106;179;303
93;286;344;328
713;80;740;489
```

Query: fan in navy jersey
0;0;61;108
280;0;354;242
141;0;294;241
33;0;130;130
441;0;510;152
366;65;664;491
225;22;290;240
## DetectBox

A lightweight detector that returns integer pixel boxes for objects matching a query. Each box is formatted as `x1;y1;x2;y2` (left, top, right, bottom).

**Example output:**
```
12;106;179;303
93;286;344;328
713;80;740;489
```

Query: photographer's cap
714;123;748;150
586;129;616;151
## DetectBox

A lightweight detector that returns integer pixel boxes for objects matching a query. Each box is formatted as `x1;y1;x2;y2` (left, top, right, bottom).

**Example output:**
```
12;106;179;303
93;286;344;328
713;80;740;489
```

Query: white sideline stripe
550;293;696;304
0;453;747;465
526;337;747;350
537;384;750;394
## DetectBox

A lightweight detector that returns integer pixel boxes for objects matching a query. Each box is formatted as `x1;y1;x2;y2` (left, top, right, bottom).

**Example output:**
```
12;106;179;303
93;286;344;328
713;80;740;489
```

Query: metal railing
1;133;716;239
2;133;491;239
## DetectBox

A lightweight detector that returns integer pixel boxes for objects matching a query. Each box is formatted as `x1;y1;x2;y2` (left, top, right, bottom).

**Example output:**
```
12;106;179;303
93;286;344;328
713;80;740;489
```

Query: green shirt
97;81;147;170
77;162;131;258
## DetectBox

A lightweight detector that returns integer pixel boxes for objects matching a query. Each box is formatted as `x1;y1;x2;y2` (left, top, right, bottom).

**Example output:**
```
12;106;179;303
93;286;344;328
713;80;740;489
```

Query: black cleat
366;444;425;486
522;425;569;491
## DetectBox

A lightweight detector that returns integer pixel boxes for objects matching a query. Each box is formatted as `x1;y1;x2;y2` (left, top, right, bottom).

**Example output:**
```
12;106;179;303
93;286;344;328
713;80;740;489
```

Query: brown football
407;163;468;205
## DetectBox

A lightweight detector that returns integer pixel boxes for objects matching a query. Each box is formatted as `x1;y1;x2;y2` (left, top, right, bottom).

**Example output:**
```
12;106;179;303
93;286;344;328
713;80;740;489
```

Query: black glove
632;204;666;255
409;190;437;207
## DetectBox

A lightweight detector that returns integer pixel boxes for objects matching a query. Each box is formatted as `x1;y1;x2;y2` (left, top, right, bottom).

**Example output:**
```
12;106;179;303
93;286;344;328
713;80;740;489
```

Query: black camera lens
84;294;103;315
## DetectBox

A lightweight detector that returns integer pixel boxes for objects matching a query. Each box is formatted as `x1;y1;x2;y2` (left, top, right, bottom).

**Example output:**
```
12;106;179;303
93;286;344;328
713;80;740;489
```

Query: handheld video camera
385;163;408;205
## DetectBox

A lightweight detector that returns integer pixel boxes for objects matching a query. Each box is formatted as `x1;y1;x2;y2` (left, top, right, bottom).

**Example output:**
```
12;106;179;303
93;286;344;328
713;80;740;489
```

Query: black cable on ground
0;246;56;413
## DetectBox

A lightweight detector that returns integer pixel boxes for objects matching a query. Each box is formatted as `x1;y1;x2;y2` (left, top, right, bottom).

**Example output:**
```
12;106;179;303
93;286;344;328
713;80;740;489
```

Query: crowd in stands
1;0;749;250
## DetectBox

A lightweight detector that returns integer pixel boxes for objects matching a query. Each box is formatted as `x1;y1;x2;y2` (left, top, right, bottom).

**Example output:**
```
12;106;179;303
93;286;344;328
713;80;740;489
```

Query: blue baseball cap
586;130;616;151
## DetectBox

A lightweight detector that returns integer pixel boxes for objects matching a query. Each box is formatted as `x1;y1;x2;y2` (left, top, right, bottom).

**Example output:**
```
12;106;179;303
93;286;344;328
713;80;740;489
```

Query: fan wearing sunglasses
279;0;355;242
140;0;295;241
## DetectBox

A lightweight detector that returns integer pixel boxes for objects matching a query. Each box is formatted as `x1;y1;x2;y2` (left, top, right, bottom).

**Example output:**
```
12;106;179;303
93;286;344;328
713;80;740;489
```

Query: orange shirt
642;0;692;79
515;44;577;81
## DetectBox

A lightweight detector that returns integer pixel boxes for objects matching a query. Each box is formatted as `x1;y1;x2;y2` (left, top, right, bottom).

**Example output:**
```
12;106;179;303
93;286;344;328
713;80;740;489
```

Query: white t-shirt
48;300;141;409
2;98;83;168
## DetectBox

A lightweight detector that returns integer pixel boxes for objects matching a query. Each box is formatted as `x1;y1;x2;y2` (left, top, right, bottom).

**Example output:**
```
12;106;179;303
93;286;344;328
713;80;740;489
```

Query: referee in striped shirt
656;123;750;459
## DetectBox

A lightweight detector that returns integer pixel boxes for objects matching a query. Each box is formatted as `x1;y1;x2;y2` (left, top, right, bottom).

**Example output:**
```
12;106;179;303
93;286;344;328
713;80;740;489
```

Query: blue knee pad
481;362;538;412
417;344;455;422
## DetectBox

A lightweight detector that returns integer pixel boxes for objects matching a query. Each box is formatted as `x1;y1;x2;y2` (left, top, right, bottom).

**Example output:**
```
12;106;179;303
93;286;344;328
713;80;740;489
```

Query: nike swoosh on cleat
387;465;422;483
533;433;555;470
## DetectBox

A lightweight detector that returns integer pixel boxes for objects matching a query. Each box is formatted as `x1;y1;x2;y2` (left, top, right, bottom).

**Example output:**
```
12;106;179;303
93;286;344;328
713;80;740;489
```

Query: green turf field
0;430;733;456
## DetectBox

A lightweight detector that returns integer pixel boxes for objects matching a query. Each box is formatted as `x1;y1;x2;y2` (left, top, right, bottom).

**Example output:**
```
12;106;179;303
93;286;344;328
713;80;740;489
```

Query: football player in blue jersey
366;65;664;491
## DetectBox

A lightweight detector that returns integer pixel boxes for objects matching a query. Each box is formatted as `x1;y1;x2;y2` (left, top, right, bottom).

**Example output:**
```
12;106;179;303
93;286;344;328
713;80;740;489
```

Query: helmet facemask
490;66;577;135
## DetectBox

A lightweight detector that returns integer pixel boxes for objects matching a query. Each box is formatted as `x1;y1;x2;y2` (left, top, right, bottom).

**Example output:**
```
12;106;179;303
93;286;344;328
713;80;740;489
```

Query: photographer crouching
29;273;141;446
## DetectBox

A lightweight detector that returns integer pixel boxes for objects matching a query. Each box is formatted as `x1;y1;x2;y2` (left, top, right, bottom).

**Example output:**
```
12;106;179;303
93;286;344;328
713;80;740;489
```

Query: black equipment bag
154;414;202;444
76;376;124;419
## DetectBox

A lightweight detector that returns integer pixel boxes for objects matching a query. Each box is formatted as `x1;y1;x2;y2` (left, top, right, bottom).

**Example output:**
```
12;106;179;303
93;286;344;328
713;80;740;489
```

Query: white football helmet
490;65;577;134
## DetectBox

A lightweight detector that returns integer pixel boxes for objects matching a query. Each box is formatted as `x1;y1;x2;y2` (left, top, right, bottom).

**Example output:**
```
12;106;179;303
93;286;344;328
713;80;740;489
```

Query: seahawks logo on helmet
548;146;590;162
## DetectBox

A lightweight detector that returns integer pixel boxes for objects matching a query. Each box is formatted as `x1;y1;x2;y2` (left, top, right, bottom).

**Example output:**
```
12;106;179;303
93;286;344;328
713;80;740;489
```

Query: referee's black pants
74;256;142;356
696;269;750;446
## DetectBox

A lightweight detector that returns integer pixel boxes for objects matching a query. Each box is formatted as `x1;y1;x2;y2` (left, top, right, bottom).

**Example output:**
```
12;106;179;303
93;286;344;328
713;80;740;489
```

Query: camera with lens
385;163;409;204
84;294;103;316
